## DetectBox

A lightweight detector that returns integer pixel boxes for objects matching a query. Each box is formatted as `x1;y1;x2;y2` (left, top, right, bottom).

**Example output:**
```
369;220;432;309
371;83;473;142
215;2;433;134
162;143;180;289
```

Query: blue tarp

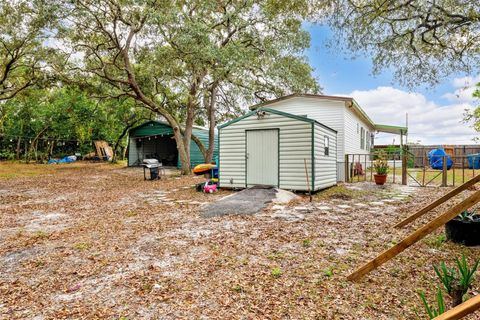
428;148;453;170
48;155;77;164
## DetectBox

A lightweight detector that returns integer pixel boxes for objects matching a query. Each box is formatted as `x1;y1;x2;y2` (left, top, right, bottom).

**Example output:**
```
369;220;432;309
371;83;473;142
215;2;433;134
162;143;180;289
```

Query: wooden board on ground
348;190;480;281
433;294;480;320
94;140;113;160
394;174;480;228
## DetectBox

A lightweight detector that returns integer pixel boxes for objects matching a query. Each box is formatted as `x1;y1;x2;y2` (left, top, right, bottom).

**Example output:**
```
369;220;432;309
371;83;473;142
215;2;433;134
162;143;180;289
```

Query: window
360;127;365;150
365;131;370;151
324;136;330;156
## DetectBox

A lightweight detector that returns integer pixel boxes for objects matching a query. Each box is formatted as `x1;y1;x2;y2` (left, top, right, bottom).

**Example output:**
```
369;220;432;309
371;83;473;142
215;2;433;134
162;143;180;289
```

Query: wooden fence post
402;148;407;185
442;155;448;187
344;154;349;183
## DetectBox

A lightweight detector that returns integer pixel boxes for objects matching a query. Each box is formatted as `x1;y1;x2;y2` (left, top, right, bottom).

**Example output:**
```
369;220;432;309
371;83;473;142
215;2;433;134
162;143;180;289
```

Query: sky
305;25;479;145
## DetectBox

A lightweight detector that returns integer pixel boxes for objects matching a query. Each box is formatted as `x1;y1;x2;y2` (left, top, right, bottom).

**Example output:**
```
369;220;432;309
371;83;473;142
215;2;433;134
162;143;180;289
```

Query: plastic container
467;153;480;169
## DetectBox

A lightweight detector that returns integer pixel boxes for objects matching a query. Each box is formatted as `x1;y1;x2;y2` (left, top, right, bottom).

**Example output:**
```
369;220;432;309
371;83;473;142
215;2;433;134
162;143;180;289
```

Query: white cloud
442;76;480;103
343;83;479;145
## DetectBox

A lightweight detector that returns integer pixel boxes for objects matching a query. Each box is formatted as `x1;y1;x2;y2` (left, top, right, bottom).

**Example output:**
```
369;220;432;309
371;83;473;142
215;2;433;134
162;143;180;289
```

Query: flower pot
373;174;387;185
445;217;480;246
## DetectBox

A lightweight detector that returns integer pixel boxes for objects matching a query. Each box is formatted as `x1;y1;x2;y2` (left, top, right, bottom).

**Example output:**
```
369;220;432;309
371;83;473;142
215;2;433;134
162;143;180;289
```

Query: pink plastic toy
203;180;218;193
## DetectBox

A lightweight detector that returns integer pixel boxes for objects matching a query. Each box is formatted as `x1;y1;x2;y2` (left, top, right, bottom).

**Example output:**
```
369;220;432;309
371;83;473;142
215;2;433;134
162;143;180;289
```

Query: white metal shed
218;107;337;192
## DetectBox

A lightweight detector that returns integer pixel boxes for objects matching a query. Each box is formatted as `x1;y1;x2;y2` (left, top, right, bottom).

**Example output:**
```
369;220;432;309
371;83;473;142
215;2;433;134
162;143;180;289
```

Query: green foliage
329;1;480;87
322;267;334;278
0;86;153;160
373;150;389;175
419;289;446;319
271;267;283;278
455;255;480;292
457;210;479;222
433;262;456;294
0;1;59;100
302;239;312;248
426;234;446;249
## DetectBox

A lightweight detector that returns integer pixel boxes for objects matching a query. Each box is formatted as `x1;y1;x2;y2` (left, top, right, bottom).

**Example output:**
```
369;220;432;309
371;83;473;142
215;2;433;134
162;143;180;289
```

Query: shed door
246;129;279;187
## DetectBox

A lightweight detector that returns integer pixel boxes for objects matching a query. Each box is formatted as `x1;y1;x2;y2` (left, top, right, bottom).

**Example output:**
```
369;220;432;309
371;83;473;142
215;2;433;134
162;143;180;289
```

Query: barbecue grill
142;159;163;180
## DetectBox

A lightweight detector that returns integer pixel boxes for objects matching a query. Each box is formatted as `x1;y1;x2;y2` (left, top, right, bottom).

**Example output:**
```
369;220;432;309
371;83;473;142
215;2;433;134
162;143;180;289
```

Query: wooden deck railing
348;190;480;281
433;294;480;320
394;174;480;228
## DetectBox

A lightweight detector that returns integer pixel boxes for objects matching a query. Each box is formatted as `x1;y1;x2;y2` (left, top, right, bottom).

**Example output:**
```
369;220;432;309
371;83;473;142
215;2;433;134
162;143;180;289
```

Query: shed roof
218;107;337;133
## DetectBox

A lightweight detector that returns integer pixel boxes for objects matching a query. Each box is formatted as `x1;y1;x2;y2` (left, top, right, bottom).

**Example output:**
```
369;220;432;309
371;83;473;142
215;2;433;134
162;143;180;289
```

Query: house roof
249;93;407;135
218;107;337;133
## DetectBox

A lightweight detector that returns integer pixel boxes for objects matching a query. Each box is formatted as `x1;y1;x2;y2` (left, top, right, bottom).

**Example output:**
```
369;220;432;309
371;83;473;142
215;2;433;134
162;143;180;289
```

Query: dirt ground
0;162;479;319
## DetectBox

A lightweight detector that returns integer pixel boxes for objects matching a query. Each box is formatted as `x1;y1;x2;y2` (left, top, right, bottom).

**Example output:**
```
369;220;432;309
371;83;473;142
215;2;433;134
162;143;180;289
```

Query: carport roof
375;124;408;135
129;120;209;138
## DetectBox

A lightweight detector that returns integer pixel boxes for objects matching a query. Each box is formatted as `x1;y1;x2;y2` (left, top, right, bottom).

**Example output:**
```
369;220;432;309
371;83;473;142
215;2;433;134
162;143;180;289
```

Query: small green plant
419;288;446;319
433;254;480;307
426;234;446;249
419;254;479;318
271;267;282;278
125;210;137;217
457;210;479;222
373;150;389;175
267;251;285;261
74;242;91;251
302;239;312;248
32;230;49;239
232;284;245;293
322;267;334;278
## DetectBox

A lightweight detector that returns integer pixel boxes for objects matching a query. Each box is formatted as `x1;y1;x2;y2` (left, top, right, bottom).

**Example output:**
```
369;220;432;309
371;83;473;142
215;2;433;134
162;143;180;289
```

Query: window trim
324;135;330;156
360;127;365;150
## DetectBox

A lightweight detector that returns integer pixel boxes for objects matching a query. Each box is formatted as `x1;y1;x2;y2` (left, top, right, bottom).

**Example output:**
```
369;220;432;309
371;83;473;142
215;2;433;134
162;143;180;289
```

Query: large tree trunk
181;73;204;172
15;137;22;160
15;122;23;160
120;27;202;175
206;82;218;163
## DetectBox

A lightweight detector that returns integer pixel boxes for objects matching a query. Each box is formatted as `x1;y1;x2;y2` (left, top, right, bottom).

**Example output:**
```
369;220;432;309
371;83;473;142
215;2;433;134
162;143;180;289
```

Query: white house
248;94;407;181
218;107;337;191
218;94;407;189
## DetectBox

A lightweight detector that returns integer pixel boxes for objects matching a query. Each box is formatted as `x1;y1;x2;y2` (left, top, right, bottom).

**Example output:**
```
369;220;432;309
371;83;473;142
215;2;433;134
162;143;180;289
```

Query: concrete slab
202;187;278;217
317;206;332;210
354;203;368;207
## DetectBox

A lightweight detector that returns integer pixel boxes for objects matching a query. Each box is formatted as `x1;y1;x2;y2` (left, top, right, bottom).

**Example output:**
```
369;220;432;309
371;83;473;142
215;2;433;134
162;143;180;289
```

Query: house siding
343;106;375;156
254;96;375;182
257;96;345;161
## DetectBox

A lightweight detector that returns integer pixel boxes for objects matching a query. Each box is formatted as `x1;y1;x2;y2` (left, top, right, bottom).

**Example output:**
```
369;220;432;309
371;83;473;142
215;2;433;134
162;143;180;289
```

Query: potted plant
373;151;389;185
445;210;480;246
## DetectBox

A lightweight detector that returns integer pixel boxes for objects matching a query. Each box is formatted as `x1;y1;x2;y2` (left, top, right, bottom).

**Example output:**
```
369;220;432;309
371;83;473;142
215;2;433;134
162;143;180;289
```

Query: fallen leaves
0;163;479;319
